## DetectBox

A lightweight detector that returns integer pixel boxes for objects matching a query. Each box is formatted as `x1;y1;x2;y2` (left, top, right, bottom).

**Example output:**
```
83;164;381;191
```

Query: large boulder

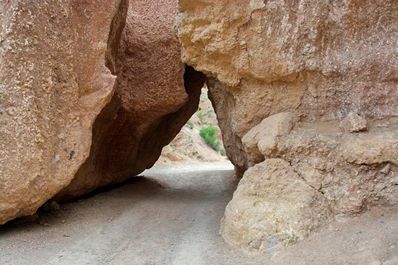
58;0;206;199
0;0;128;224
0;0;205;224
221;159;332;252
177;0;398;251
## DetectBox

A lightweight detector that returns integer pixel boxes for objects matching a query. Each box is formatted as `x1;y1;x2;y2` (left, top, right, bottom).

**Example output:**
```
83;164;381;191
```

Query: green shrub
199;126;222;152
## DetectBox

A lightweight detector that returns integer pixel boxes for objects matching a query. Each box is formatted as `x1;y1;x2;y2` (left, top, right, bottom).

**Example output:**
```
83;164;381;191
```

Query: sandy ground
0;162;397;265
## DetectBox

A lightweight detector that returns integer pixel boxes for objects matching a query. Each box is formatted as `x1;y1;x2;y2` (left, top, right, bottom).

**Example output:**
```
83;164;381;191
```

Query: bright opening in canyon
157;86;228;166
1;0;398;264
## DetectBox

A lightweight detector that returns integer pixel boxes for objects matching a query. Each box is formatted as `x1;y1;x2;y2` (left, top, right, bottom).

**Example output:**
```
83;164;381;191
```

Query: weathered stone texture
58;0;205;199
0;0;127;224
177;0;398;251
221;159;332;251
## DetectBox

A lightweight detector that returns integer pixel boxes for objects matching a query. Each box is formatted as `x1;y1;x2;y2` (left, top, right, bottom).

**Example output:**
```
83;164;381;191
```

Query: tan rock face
0;0;127;224
340;112;368;133
58;0;206;199
221;159;332;252
242;112;298;165
177;0;398;251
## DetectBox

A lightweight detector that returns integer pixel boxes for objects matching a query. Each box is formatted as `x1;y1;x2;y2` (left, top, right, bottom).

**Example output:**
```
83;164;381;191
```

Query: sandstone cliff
0;0;127;224
58;0;205;199
1;0;397;254
177;0;398;252
0;0;205;223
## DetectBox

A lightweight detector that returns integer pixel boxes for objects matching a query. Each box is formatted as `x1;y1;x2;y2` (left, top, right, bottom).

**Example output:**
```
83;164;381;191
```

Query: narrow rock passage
0;162;397;265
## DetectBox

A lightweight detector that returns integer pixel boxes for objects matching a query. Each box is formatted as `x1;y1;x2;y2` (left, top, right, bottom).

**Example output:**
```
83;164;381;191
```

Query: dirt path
0;162;397;265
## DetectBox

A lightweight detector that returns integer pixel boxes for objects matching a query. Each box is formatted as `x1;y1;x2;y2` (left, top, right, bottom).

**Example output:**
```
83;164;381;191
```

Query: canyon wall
0;0;127;224
58;0;205;199
0;0;204;223
1;0;397;253
177;0;398;252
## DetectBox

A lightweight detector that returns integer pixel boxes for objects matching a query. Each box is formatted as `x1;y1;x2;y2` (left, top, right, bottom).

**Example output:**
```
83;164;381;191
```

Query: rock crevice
58;0;206;199
0;0;205;223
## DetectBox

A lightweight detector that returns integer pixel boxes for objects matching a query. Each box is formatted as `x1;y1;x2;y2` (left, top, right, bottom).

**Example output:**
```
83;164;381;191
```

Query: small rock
41;201;61;212
340;112;368;133
38;220;50;227
49;201;61;211
391;175;398;185
380;164;391;174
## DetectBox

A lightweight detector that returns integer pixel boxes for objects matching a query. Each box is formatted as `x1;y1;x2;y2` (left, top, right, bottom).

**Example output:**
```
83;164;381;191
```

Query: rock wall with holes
177;0;398;252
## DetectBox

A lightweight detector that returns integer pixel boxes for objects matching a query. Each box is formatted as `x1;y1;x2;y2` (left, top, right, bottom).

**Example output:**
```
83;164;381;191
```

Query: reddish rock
0;0;127;224
59;0;205;199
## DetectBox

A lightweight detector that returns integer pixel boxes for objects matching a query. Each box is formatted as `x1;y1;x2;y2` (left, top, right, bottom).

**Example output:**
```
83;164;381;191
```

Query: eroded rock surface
0;0;127;224
177;0;398;251
58;0;205;199
0;0;205;223
221;159;332;251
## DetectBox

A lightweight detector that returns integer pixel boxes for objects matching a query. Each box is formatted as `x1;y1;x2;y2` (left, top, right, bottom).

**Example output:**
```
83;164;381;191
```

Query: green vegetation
199;126;225;155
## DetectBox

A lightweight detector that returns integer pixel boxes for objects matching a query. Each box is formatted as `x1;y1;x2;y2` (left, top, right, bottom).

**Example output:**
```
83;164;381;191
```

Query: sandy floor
0;162;397;265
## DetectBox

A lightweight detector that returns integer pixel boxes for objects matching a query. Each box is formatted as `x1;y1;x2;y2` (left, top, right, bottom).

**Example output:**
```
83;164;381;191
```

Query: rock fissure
57;0;206;200
1;0;398;259
290;161;325;195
